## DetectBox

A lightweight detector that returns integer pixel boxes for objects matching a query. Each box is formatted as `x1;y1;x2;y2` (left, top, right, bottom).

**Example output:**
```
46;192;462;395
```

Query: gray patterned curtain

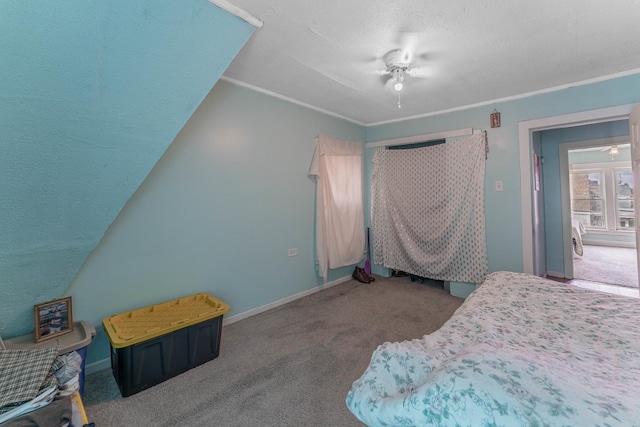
371;132;488;283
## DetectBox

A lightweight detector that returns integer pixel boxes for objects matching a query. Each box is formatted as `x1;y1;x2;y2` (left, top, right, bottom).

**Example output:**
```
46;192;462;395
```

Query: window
570;170;605;228
569;161;634;234
615;169;634;230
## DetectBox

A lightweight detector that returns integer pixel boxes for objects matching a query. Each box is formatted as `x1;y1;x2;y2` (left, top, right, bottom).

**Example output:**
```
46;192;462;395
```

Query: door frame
559;136;632;279
519;104;636;274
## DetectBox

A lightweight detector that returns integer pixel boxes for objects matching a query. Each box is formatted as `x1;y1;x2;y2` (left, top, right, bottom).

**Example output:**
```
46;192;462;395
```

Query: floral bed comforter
346;271;640;426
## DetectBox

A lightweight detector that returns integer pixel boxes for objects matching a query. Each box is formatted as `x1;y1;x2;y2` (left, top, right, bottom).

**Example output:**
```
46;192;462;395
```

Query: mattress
346;271;640;426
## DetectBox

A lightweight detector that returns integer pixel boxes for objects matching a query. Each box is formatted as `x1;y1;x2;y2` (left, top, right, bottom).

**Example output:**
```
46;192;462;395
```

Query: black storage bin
103;293;230;397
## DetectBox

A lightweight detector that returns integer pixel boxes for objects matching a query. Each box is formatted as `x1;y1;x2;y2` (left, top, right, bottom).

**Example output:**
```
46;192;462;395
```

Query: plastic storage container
4;321;96;397
102;292;230;397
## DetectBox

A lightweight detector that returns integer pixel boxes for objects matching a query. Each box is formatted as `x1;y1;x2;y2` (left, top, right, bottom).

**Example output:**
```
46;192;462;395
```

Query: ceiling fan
378;48;428;108
379;48;427;92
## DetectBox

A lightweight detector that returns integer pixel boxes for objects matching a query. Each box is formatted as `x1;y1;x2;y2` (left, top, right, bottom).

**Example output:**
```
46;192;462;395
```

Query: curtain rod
365;128;474;148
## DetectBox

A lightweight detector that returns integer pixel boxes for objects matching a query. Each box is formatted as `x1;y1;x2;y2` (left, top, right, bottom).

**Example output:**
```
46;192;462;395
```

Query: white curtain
371;132;488;283
308;135;365;280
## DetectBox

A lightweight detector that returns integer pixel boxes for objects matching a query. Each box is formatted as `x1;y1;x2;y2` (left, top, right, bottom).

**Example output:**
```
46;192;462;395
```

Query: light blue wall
366;74;640;276
67;80;365;364
0;1;254;338
540;121;630;274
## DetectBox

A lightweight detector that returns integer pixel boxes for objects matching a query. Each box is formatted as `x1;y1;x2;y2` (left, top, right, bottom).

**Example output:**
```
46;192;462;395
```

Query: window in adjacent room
570;170;605;228
569;159;633;234
615;169;634;230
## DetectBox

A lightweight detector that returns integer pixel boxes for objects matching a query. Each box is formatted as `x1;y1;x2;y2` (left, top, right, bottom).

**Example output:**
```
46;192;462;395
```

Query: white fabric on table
572;218;586;256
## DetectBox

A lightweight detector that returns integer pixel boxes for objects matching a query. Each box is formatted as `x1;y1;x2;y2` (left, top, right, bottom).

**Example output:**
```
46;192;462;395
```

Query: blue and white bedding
346;271;640;426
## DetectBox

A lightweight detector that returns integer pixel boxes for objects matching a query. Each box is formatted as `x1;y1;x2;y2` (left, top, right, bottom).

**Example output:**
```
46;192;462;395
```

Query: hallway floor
572;244;638;288
548;276;639;299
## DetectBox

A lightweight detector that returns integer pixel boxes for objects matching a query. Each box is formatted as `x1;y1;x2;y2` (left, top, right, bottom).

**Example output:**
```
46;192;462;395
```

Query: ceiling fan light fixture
609;145;619;155
380;48;427;104
391;68;405;91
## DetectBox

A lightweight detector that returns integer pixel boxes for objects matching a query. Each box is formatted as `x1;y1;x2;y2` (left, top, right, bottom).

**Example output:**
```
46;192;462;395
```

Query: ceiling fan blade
380;72;393;87
383;77;394;89
408;67;429;78
395;32;419;58
360;54;380;64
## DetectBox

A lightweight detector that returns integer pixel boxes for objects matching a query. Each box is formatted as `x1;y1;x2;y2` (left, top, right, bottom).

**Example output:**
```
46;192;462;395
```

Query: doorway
518;104;637;279
534;121;633;283
564;141;638;287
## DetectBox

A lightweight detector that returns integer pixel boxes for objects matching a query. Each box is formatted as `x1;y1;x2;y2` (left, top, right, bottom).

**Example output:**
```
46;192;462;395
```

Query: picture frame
34;297;73;343
490;109;501;128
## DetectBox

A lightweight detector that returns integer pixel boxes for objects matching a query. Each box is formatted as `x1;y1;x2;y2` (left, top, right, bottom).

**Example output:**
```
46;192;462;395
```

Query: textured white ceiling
223;0;640;125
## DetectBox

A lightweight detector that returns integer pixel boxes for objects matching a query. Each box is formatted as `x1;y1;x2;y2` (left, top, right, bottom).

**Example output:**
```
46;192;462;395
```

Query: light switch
495;180;503;192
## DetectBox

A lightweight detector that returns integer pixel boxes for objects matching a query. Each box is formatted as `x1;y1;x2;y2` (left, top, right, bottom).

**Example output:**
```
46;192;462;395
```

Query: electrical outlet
495;180;503;192
288;248;298;257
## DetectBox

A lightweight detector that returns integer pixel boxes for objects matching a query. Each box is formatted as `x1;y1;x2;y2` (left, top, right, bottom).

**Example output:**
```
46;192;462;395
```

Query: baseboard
582;239;636;249
546;271;565;279
84;275;352;374
86;358;111;375
223;275;351;326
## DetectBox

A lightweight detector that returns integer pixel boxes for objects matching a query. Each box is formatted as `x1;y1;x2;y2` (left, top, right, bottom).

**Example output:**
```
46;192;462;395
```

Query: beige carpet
573;244;638;288
83;276;463;426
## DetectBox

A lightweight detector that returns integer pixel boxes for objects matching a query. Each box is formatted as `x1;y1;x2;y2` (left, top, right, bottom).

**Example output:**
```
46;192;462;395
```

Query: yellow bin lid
102;292;230;348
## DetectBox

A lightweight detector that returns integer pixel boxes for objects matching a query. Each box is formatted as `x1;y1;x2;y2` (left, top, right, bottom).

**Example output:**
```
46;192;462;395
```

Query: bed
346;271;640;426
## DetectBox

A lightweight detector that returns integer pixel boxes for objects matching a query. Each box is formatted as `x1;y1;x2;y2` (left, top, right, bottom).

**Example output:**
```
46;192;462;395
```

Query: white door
629;104;640;286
